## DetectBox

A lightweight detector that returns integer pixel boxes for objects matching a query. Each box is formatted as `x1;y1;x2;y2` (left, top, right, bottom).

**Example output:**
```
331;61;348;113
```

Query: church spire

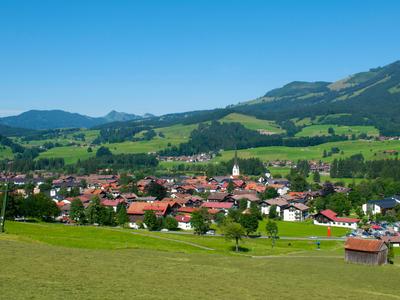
232;148;240;177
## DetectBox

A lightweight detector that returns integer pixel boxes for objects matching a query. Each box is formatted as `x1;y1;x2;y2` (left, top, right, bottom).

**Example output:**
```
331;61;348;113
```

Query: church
232;150;240;177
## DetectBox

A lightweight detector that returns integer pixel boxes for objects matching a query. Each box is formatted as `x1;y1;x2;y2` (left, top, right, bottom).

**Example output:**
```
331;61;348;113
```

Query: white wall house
314;209;359;229
362;197;400;215
175;215;192;230
282;203;309;222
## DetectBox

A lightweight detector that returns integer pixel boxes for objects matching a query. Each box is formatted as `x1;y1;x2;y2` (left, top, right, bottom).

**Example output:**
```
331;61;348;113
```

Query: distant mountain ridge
0;109;153;130
2;60;400;134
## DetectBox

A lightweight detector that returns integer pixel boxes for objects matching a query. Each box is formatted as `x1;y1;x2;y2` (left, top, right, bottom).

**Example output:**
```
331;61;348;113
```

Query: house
282;203;309;222
207;192;233;202
362;196;400;215
314;209;359;229
201;202;233;214
175;215;192;230
101;199;125;212
127;201;171;227
345;238;388;265
260;198;288;216
379;236;400;248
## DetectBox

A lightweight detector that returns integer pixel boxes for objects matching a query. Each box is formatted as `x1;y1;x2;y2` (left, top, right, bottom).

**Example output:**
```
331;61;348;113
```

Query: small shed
345;238;388;265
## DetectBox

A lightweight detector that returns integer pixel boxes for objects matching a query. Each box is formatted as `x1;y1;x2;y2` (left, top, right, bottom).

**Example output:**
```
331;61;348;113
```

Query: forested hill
234;60;400;135
95;60;400;136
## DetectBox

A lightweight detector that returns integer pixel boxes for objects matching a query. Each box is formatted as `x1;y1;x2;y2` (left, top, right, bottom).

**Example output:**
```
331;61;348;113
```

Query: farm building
344;238;388;265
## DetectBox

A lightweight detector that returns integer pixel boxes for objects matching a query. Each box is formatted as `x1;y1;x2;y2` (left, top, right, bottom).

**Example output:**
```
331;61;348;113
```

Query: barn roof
345;238;387;252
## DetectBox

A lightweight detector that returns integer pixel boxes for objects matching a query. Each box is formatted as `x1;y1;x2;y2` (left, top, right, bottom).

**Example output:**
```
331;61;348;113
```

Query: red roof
127;201;170;216
175;215;191;223
178;207;199;213
320;209;359;223
101;199;125;207
345;238;386;252
201;202;233;209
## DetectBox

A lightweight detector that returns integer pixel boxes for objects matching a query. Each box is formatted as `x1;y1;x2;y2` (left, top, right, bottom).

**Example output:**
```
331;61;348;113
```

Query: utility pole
0;182;8;233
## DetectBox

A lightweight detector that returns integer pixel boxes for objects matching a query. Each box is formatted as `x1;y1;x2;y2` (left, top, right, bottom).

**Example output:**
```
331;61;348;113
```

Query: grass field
215;140;400;163
1;222;399;299
38;145;96;164
0;146;13;160
296;124;379;137
219;113;285;134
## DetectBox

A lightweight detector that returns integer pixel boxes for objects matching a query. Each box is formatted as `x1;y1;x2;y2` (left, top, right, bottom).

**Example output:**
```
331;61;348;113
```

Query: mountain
233;60;400;135
0;110;148;130
103;110;142;123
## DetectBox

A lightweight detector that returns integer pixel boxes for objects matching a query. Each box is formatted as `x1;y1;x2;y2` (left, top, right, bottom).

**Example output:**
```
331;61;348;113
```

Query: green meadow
219;113;285;134
216;140;400;163
296;124;379;137
1;221;399;299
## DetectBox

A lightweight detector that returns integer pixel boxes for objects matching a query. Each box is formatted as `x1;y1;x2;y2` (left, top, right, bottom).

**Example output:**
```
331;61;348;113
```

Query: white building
282;203;309;222
232;150;240;177
314;209;359;229
175;215;192;230
362;197;400;215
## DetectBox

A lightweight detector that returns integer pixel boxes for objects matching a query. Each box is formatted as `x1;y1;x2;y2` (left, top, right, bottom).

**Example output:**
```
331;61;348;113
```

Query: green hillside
215;140;400;163
219;113;284;134
295;124;379;137
1;222;399;299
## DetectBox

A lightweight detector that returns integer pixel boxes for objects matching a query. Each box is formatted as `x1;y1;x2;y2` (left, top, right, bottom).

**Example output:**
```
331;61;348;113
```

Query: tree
238;199;248;211
268;205;278;219
250;201;262;220
164;216;178;230
223;221;245;252
70;198;86;224
190;208;211;235
85;196;105;225
313;171;321;183
101;207;116;226
261;188;278;200
23;193;59;221
227;180;235;193
96;146;112;157
239;213;259;236
328;127;335;135
146;182;167;200
290;174;308;192
116;203;129;227
388;242;395;264
266;220;279;248
143;210;161;231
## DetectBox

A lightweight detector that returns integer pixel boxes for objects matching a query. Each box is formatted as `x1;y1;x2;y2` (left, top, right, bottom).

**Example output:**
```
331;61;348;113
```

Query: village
1;154;399;266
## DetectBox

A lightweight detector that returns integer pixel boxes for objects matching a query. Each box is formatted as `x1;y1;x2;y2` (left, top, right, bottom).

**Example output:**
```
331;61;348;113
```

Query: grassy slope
0;146;13;160
215;140;400;163
219;113;284;133
296;124;379;137
1;222;399;299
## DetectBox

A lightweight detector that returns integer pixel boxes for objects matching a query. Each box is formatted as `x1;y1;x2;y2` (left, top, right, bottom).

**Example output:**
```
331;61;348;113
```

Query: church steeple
232;149;240;177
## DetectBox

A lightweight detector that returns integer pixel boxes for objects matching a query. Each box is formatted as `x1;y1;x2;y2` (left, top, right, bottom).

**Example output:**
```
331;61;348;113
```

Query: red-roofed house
175;215;192;230
127;201;171;226
101;199;125;212
314;209;359;229
201;202;233;214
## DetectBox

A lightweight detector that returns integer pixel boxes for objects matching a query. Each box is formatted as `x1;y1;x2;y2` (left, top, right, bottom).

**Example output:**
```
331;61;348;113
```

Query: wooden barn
344;238;388;265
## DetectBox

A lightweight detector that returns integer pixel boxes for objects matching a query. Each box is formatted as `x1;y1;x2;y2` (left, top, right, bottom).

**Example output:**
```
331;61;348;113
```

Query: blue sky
1;0;400;117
